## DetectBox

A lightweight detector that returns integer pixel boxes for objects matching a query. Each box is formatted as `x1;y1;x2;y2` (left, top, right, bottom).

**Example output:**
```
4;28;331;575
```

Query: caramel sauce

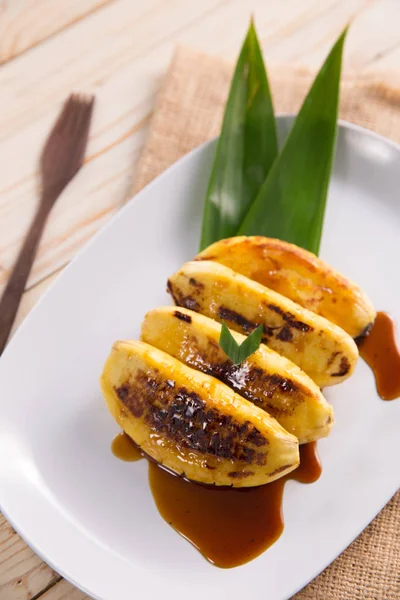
111;431;320;567
148;442;321;568
291;441;321;483
359;312;400;401
111;432;143;461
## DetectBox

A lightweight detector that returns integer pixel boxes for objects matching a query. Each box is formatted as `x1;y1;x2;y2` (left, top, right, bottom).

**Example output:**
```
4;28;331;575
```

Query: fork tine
53;95;74;136
72;95;94;135
70;96;95;165
78;96;95;142
61;94;83;135
81;96;95;135
41;92;95;189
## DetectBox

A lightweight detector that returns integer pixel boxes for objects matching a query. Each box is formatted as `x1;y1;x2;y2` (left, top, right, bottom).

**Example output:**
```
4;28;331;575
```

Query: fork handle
0;195;53;354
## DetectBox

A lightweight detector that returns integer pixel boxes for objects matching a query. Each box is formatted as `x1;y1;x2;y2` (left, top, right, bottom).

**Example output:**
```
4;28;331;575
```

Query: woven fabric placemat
133;47;400;600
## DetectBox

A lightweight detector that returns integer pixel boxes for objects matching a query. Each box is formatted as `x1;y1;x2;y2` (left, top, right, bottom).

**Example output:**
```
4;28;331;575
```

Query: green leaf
238;28;348;255
219;322;263;365
200;20;277;250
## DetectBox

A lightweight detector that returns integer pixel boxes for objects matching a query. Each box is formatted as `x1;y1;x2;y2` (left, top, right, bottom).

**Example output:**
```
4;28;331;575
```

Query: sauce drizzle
112;433;320;567
359;312;400;401
111;432;143;461
148;442;321;568
291;441;321;483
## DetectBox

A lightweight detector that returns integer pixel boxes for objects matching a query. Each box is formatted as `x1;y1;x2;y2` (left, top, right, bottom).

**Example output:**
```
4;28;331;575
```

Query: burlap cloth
133;47;400;599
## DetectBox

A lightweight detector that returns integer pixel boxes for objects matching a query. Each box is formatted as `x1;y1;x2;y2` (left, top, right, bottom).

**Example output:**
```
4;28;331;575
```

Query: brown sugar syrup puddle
358;312;400;401
113;434;321;568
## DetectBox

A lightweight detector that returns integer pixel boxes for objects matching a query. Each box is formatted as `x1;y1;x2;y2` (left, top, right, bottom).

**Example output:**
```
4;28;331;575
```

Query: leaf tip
247;15;259;42
335;24;350;50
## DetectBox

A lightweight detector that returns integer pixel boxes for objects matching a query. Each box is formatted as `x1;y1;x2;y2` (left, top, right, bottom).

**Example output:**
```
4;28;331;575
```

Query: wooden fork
0;94;95;354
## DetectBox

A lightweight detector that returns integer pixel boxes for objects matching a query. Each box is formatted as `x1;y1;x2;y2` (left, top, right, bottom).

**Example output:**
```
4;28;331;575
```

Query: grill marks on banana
217;306;257;333
143;309;310;417
141;307;334;444
167;279;199;312
173;310;192;323
167;261;359;387
169;282;312;346
115;370;268;467
266;304;312;333
196;236;376;339
216;303;312;343
179;338;306;417
171;272;314;352
188;277;313;342
269;464;294;477
213;364;305;416
102;341;299;486
331;356;351;377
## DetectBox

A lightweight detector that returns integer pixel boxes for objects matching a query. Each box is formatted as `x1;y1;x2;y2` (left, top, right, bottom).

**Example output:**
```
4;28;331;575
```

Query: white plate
0;117;399;600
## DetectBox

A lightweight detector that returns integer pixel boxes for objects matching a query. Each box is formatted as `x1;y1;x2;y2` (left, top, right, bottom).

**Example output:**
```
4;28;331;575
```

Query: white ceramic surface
0;117;399;600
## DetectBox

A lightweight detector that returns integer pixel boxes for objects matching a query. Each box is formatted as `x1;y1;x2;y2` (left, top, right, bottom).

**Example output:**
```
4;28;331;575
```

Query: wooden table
1;1;400;598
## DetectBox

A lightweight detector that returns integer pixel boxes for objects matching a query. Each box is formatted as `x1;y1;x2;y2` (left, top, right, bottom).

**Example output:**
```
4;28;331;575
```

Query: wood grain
38;579;88;600
0;0;113;64
1;1;400;599
0;515;59;600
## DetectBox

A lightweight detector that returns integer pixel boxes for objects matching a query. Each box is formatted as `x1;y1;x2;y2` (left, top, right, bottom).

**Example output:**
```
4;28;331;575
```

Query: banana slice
101;340;299;487
141;306;334;443
196;236;376;340
167;261;359;387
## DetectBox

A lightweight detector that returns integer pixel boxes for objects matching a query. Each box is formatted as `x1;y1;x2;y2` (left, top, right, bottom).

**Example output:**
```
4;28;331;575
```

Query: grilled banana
196;236;376;340
167;261;359;387
141;306;334;443
101;340;299;487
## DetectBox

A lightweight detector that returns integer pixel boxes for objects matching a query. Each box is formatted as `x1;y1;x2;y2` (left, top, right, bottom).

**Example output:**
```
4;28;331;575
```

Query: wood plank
258;0;375;67
1;0;394;301
0;0;218;138
0;0;113;64
37;579;87;600
0;515;60;600
344;0;400;70
358;0;400;75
